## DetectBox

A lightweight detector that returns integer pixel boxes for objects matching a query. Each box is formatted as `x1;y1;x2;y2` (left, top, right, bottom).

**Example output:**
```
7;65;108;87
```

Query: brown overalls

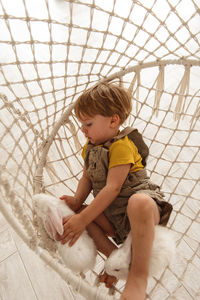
84;127;173;245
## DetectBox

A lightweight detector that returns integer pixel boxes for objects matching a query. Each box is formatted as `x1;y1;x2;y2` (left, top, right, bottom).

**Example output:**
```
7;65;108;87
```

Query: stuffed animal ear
122;232;132;253
43;206;64;239
44;217;57;240
48;206;64;236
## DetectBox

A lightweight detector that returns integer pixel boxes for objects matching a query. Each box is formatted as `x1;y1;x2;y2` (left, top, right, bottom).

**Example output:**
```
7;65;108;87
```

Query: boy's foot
99;271;117;288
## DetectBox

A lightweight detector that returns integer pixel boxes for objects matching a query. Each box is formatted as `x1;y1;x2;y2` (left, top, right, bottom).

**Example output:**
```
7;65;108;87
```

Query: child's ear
111;114;120;127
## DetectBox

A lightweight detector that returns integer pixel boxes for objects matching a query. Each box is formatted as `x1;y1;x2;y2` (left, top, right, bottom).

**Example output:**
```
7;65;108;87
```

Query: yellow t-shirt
82;136;144;173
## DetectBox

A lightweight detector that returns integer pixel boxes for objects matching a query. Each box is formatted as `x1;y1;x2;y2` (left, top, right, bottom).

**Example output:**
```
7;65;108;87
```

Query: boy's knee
127;193;156;221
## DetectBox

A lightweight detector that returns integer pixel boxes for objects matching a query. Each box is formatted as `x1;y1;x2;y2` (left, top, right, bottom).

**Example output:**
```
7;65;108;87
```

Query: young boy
57;82;172;300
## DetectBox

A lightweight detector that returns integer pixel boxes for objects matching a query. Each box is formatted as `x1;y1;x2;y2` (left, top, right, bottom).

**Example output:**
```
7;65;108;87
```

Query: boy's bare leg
85;211;118;287
86;220;118;287
78;205;117;257
120;193;160;300
86;219;117;258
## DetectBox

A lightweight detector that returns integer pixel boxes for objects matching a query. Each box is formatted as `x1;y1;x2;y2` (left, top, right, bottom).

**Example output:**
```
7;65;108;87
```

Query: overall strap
103;127;133;148
104;126;149;166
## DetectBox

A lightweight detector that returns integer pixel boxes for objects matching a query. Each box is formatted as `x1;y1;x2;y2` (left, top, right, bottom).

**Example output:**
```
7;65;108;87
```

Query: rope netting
0;0;200;299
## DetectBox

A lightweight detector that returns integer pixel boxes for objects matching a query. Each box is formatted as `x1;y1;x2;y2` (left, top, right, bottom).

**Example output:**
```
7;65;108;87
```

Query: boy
57;82;172;299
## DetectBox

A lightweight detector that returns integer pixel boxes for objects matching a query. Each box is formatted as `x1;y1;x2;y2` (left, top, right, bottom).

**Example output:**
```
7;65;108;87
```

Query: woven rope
0;1;200;299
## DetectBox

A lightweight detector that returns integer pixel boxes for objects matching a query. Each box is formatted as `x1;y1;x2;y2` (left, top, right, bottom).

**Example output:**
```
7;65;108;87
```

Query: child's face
79;114;118;145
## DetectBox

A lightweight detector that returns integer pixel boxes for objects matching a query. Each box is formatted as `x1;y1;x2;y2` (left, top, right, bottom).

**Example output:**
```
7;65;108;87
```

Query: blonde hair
74;82;132;125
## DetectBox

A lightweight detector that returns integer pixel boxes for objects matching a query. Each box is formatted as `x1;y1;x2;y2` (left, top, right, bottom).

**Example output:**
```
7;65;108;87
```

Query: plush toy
104;225;176;280
33;193;97;273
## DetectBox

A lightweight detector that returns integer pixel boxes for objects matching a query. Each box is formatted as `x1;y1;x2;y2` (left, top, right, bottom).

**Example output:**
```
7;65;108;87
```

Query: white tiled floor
0;212;77;300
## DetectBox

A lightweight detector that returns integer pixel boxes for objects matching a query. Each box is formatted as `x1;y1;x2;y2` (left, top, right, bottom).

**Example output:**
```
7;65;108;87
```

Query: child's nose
81;126;87;134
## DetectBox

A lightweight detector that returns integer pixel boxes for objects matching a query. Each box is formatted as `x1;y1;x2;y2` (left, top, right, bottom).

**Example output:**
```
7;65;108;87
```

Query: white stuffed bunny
33;193;97;273
105;225;176;280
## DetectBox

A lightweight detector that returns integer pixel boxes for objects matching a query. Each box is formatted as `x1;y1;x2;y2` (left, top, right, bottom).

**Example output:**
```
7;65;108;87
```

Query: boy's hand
56;213;86;246
60;195;81;212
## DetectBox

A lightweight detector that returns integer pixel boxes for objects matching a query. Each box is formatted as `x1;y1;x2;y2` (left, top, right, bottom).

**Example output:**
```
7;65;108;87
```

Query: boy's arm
80;163;131;226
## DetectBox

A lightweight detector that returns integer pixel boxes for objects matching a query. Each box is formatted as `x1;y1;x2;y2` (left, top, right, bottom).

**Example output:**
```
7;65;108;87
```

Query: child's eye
86;123;92;127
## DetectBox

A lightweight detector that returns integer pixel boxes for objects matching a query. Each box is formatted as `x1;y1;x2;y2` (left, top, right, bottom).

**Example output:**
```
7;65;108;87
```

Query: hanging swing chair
0;0;200;299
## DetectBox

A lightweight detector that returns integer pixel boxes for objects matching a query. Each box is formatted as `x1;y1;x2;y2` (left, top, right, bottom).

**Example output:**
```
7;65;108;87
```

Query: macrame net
0;0;199;299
